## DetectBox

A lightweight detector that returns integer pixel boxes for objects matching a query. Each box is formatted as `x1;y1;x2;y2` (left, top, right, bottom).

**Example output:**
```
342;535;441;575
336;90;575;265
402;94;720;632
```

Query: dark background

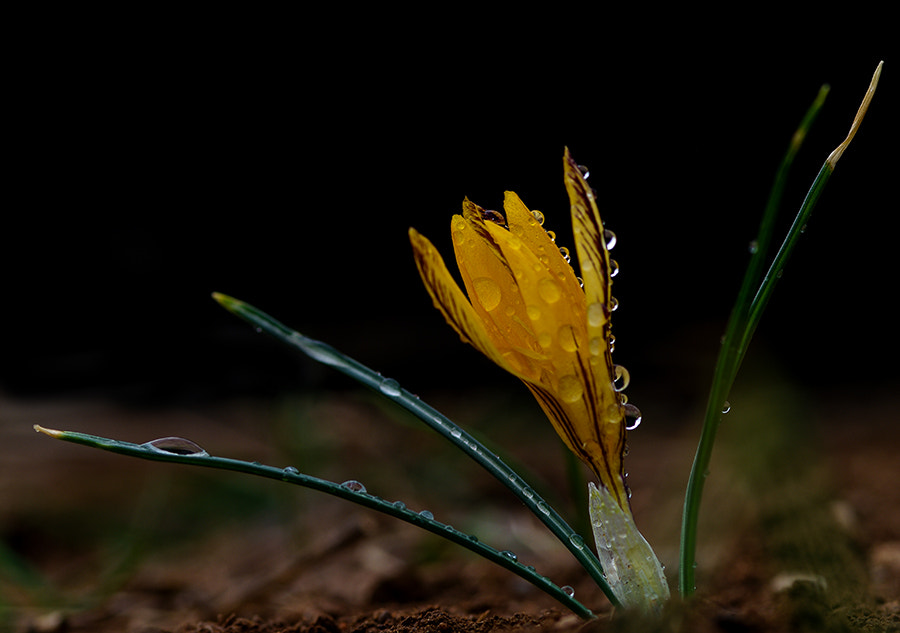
4;13;894;417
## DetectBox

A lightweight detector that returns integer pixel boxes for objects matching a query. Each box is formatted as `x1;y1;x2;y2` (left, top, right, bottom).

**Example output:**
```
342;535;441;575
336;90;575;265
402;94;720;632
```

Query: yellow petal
409;227;513;373
451;209;546;382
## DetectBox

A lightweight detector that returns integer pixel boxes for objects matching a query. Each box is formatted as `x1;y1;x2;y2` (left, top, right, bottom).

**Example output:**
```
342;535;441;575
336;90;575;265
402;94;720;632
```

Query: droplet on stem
341;480;367;493
142;437;209;457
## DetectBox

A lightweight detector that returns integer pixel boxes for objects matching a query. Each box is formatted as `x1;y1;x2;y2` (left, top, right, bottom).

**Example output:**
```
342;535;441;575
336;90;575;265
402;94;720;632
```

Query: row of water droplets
542;165;641;433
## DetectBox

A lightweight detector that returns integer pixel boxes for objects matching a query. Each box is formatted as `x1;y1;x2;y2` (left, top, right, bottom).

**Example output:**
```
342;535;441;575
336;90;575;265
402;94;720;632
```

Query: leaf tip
825;60;883;168
34;424;63;438
212;292;242;313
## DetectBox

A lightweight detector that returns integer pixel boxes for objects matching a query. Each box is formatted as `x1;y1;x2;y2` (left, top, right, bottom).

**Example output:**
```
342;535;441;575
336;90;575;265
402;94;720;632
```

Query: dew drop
748;240;759;254
561;585;576;597
418;509;434;520
569;534;585;550
341;480;367;493
604;229;617;250
587;302;606;328
624;403;643;431
379;377;402;397
609;259;620;278
558;246;571;263
538;278;561;304
526;305;542;321
613;365;630;392
577;164;590;179
482;209;506;225
392;500;407;510
142;437;209;457
557;374;584;404
531;209;545;225
609;296;619;312
282;466;300;476
473;277;502;312
557;324;578;353
536;500;551;515
546;230;557;243
500;550;518;562
721;401;732;414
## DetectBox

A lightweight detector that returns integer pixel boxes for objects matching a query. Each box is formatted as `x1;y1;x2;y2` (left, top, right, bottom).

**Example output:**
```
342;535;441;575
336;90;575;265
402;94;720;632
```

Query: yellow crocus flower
408;148;633;510
410;149;670;611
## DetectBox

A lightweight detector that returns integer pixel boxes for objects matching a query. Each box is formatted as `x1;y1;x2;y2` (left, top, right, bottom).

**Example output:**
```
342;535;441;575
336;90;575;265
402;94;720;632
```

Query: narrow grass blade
34;424;595;619
679;61;882;597
212;292;619;607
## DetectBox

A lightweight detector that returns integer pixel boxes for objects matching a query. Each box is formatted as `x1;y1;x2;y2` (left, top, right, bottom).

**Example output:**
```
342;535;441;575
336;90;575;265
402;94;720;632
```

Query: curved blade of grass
33;424;595;619
679;61;882;597
212;292;618;607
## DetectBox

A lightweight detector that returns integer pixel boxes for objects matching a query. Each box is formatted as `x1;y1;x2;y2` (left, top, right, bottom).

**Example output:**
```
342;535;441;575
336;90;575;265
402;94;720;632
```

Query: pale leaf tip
826;60;883;168
212;292;241;312
34;424;63;438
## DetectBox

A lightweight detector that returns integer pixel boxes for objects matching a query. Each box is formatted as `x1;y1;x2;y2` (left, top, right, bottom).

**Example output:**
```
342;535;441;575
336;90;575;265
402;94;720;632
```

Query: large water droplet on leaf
142;437;209;457
379;377;402;397
341;480;367;493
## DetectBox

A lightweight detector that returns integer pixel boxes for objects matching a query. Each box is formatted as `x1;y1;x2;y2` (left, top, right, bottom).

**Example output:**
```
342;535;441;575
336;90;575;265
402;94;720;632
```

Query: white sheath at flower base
589;482;670;612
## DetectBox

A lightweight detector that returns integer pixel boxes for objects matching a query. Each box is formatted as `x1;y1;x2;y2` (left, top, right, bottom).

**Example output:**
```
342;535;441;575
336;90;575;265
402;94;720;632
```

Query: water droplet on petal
500;550;518;562
558;246;571;263
557;325;578;353
577;164;590;179
482;209;506;225
531;209;545;225
557;374;584;403
624;403;643;431
142;437;209;457
604;229;617;250
613;365;630;392
609;296;619;312
379;377;402;397
609;259;620;278
587;302;606;327
562;585;576;597
538;278;561;304
341;480;367;493
473;277;502;311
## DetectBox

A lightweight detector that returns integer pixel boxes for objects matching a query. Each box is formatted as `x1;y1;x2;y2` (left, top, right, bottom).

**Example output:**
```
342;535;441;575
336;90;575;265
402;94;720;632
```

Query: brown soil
3;379;900;632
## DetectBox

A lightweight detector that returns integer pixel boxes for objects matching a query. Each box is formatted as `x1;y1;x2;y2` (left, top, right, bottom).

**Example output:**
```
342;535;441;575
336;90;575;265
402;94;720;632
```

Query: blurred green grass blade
33;424;595;619
679;62;882;597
